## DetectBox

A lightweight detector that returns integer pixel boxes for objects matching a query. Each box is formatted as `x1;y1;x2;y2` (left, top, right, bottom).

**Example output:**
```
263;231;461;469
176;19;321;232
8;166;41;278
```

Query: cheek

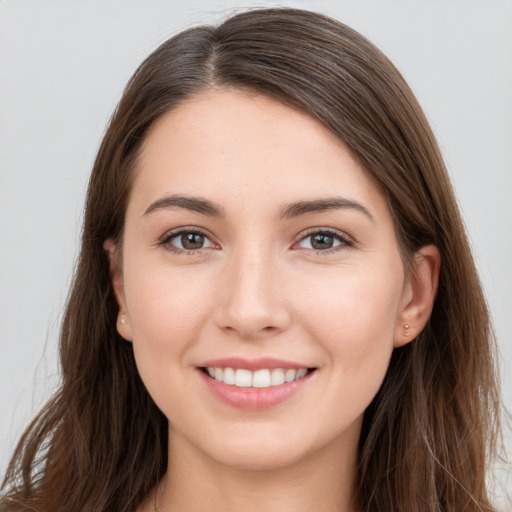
123;267;218;423
295;268;401;426
296;263;403;377
125;260;213;340
302;262;401;325
122;260;215;390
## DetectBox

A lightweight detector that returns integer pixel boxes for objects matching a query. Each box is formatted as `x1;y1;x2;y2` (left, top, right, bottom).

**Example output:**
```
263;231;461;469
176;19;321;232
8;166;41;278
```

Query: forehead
130;88;386;217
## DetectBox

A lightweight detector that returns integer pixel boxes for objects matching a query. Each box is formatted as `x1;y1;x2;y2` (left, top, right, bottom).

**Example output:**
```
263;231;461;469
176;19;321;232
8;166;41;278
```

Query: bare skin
106;89;439;512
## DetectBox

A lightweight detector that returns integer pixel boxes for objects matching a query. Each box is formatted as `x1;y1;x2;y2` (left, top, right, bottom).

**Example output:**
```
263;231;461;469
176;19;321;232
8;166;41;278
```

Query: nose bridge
216;238;290;338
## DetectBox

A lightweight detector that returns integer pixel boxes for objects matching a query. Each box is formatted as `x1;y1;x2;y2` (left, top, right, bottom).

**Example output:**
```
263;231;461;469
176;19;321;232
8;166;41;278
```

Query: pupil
182;233;204;250
312;233;333;250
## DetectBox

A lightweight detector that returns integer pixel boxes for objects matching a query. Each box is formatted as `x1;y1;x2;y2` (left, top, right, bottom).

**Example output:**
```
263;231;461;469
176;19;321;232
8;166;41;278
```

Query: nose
214;246;292;340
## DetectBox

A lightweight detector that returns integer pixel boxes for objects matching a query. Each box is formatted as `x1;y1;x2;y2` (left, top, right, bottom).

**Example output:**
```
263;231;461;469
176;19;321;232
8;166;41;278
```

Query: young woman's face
112;89;415;471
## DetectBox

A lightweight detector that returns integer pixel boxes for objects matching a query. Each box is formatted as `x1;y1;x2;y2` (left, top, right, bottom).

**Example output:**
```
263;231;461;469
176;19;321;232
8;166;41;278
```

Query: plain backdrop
1;0;511;504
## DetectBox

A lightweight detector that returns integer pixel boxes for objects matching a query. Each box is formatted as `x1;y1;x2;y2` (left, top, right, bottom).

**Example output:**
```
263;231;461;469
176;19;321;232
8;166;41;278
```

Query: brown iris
181;232;205;250
310;233;335;250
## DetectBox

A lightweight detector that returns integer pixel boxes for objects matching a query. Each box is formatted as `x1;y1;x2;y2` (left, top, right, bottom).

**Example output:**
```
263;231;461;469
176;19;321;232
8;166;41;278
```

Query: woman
0;8;501;512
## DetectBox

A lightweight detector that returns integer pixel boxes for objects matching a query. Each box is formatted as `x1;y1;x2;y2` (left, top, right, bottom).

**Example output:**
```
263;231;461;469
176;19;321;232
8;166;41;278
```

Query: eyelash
158;227;354;256
293;228;354;255
159;228;217;255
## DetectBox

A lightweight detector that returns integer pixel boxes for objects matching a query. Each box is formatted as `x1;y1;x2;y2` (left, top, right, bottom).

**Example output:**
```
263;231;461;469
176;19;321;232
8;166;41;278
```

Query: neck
153;425;361;512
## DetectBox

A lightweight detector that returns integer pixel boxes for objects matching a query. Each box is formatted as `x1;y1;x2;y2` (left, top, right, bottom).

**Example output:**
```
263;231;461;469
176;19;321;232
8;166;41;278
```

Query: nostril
220;322;284;339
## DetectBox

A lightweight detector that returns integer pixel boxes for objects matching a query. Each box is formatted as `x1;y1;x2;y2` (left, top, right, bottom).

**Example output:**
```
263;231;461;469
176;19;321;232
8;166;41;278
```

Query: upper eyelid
157;226;354;249
158;228;218;255
294;227;354;243
160;226;216;243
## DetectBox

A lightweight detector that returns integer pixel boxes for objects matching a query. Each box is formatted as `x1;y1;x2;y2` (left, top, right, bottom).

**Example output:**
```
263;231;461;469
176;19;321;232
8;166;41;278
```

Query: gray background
1;0;511;504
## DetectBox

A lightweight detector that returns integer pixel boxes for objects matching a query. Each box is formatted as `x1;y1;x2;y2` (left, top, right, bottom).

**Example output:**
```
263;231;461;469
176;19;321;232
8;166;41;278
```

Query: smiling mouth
201;367;316;388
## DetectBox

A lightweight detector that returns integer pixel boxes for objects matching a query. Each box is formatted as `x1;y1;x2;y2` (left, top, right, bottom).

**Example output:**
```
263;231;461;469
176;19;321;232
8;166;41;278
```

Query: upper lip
199;357;313;371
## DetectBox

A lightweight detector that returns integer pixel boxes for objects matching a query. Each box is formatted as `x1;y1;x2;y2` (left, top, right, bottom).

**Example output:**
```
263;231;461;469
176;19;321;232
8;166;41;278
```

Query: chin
208;440;310;471
192;422;352;473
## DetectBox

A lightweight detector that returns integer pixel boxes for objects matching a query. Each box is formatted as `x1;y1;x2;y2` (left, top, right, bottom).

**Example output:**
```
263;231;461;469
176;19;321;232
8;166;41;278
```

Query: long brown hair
1;8;501;511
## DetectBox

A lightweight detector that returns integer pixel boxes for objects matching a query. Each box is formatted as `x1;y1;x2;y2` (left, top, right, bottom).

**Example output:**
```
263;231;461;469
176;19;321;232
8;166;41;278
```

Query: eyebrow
143;194;373;222
144;195;226;217
279;197;374;222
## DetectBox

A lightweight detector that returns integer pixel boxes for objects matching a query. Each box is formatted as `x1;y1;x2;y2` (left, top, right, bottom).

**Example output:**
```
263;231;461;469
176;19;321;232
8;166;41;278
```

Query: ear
394;245;440;347
103;238;133;341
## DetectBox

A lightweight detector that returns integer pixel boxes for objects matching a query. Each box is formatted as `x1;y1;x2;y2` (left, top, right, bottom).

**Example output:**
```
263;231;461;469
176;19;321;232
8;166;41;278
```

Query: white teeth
252;369;271;388
205;366;310;388
271;368;285;386
223;367;235;385
284;369;296;382
214;367;223;382
235;369;252;387
295;368;307;380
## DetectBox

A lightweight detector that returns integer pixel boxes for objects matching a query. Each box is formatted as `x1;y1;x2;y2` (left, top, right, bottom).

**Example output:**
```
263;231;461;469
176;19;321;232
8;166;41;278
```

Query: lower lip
199;370;314;410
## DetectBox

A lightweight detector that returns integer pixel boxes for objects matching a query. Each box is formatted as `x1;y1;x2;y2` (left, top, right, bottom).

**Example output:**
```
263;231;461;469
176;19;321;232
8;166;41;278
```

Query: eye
161;229;216;253
295;229;353;252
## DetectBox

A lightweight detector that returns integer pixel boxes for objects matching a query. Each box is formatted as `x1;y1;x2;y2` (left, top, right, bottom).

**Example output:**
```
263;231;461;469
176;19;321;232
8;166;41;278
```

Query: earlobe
103;239;133;342
394;245;440;347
